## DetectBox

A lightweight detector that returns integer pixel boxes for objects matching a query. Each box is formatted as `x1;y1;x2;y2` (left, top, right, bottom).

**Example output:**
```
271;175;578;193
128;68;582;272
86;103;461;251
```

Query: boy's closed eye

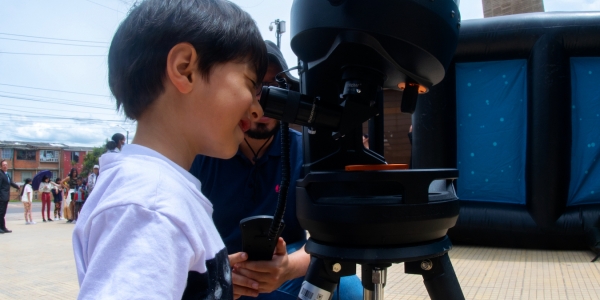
249;78;262;96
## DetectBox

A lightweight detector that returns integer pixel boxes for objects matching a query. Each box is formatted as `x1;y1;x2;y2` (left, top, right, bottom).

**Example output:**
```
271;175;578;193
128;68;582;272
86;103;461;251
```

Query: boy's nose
250;94;264;121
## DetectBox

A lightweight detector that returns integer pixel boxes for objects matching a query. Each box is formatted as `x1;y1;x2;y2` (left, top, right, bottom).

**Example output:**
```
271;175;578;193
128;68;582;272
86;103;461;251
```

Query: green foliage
81;145;107;178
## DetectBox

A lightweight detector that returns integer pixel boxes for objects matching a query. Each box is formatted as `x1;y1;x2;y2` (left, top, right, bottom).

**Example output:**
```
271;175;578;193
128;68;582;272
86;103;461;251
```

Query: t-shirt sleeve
77;204;200;300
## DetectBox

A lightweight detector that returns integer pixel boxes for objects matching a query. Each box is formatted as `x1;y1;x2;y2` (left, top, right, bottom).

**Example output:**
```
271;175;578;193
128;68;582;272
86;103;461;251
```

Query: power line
0;32;107;44
5;106;121;119
0;52;105;57
0;37;108;48
0;112;123;122
0;95;115;110
1;103;118;116
0;91;116;110
84;0;124;13
0;83;110;97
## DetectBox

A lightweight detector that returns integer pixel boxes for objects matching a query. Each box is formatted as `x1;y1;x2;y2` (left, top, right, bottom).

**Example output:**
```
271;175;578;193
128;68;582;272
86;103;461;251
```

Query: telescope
260;0;464;299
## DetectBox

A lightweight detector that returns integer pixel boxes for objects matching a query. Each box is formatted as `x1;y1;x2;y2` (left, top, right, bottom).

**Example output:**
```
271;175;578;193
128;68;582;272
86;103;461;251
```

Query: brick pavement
2;204;600;299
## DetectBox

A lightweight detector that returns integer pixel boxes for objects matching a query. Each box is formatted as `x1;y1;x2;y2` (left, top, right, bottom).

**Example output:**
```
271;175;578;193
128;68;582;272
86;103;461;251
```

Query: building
482;0;544;18
0;141;93;200
61;146;94;179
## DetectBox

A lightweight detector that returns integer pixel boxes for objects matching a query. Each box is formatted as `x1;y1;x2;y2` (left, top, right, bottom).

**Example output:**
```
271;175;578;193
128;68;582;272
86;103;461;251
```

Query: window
50;171;58;181
1;148;12;160
71;152;80;163
16;150;36;161
40;150;59;163
21;171;32;182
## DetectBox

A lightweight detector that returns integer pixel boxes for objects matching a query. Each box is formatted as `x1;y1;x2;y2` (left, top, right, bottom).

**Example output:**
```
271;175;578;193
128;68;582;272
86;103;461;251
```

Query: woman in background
38;175;59;222
61;168;78;223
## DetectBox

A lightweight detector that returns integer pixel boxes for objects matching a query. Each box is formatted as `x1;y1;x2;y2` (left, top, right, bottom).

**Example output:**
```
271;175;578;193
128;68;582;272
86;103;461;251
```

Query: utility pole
269;19;286;49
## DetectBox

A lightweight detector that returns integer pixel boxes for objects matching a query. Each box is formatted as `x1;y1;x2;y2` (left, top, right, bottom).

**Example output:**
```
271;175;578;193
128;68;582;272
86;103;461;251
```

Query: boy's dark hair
24;178;32;184
111;133;125;144
108;0;268;120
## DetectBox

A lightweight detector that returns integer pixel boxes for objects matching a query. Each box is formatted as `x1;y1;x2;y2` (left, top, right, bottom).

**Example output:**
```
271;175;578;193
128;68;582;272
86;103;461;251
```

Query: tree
81;145;107;178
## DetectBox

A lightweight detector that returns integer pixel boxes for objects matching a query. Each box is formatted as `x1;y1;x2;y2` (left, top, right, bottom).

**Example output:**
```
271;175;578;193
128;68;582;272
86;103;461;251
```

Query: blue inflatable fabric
455;59;527;204
568;57;600;206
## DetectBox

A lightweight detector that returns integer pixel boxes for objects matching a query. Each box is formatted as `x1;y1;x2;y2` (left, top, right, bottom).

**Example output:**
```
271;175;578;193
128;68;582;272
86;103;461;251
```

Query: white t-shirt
39;182;53;193
72;144;232;299
21;184;33;202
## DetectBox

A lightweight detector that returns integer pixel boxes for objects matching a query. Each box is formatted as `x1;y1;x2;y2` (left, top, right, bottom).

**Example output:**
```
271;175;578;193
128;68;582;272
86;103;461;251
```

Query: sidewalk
1;210;79;299
1;208;600;299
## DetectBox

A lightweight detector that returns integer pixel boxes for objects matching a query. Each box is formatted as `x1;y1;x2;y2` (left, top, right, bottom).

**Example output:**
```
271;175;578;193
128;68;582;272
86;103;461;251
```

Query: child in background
52;178;64;220
21;178;34;224
72;0;267;298
72;178;86;224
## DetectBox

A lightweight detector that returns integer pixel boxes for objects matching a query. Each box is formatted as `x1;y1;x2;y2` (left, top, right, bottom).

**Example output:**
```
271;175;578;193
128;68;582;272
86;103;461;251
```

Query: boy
72;0;267;299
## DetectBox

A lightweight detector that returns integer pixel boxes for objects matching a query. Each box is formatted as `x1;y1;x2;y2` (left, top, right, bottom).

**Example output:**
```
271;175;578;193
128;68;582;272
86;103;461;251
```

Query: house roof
0;141;72;150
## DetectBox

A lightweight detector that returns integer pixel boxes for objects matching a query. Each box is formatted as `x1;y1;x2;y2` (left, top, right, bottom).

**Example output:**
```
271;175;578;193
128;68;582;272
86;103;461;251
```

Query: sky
0;0;599;147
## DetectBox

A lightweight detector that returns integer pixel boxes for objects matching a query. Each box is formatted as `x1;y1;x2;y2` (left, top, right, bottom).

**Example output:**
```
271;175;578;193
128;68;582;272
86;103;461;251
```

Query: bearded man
190;41;363;299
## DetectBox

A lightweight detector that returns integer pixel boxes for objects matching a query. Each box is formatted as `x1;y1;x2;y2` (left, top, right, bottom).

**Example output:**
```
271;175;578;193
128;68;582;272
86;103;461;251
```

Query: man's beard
246;122;280;140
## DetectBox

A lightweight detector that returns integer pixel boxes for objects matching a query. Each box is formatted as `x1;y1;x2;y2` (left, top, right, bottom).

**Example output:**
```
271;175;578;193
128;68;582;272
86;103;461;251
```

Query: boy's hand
232;238;291;293
228;252;259;299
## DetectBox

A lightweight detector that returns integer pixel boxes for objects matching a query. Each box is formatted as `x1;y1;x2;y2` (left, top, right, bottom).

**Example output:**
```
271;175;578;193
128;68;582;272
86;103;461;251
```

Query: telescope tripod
299;236;464;300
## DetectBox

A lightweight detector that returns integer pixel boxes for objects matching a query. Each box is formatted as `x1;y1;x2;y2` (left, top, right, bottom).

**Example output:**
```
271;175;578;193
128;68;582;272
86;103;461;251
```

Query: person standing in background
87;165;99;194
61;168;78;223
21;178;34;225
52;178;64;220
111;133;126;152
72;178;86;224
0;160;20;233
38;175;56;222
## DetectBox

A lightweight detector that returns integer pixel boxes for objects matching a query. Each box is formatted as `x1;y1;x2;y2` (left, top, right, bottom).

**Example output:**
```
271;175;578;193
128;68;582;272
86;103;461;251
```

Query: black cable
268;79;291;240
268;120;290;240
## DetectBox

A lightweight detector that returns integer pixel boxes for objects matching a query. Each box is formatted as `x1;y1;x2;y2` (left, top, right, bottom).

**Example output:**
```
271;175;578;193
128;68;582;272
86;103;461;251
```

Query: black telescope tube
259;87;342;130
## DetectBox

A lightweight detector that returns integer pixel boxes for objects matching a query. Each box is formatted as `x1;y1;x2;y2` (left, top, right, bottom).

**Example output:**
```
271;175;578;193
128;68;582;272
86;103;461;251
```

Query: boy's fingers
229;252;248;266
231;272;259;297
274;237;286;255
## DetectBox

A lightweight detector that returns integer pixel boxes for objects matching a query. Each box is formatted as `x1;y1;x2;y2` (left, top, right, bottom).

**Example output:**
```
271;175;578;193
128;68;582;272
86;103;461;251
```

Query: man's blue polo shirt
189;128;305;254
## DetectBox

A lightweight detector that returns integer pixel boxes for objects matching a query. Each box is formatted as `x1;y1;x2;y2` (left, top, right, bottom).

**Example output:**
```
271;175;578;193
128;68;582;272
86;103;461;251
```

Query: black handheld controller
240;215;285;261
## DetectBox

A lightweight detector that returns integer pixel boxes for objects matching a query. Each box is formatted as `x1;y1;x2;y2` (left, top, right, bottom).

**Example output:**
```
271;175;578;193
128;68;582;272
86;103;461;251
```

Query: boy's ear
166;43;198;94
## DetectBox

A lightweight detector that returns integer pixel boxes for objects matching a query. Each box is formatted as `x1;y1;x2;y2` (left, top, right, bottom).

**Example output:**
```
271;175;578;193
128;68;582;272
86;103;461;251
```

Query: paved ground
2;201;600;299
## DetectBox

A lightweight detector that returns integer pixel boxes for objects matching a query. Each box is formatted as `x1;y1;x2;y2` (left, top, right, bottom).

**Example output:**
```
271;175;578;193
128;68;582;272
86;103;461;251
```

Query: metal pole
276;33;281;49
373;269;385;300
363;267;386;300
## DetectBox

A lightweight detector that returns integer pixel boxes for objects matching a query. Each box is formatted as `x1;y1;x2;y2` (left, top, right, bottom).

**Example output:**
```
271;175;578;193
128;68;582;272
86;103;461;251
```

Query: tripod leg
299;256;356;300
405;253;465;300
